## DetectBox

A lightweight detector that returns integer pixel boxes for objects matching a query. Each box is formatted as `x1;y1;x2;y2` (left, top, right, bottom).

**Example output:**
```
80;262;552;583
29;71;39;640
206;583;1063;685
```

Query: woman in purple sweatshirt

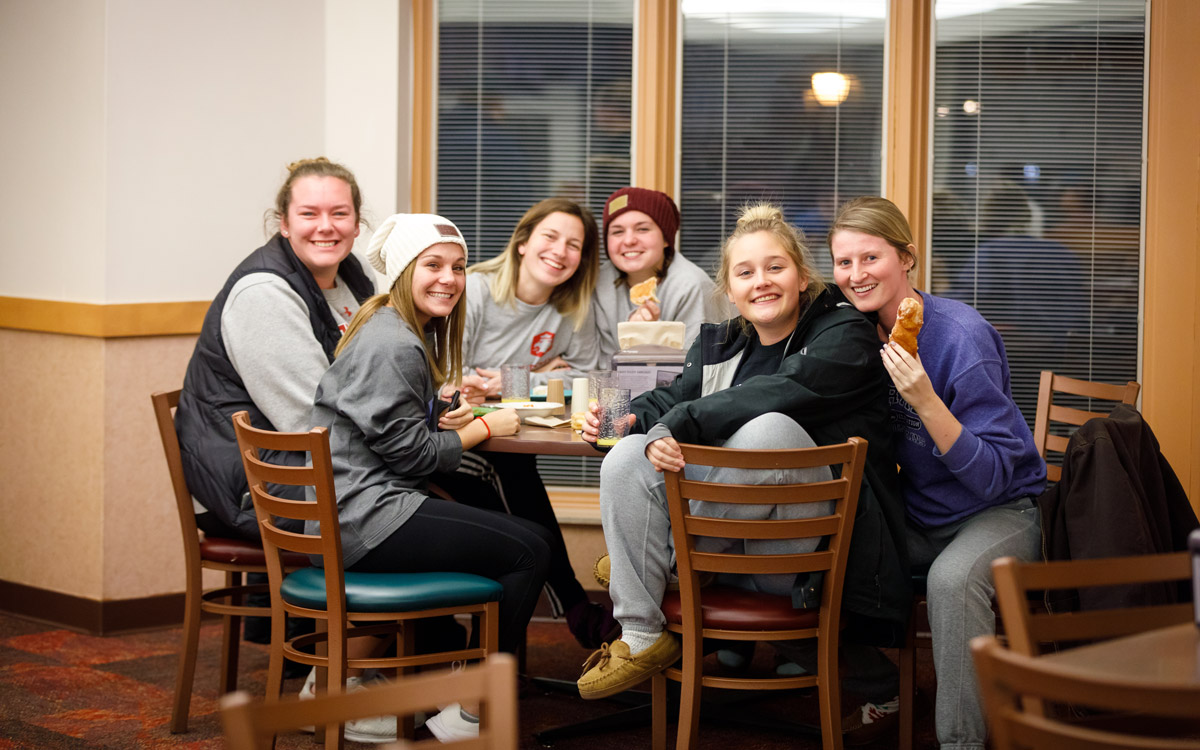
828;197;1045;750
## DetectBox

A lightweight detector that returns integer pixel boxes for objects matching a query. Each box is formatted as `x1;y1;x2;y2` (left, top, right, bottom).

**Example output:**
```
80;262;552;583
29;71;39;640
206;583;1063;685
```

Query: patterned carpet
0;610;935;749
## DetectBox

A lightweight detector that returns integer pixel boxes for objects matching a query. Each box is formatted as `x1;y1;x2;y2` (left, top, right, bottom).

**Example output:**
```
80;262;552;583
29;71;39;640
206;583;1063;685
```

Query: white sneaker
297;668;400;744
425;703;480;743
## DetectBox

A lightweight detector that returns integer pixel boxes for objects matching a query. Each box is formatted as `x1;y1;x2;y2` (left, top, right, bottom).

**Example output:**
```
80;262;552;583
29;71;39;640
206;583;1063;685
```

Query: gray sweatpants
911;496;1041;750
599;412;832;642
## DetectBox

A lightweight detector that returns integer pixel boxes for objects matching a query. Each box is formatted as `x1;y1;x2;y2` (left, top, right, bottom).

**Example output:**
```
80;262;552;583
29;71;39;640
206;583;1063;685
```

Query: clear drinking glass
500;364;531;403
588;369;616;407
597;387;632;447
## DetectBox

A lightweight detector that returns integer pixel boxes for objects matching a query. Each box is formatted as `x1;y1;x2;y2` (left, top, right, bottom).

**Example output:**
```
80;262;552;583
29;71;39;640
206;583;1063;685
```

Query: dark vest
175;234;374;539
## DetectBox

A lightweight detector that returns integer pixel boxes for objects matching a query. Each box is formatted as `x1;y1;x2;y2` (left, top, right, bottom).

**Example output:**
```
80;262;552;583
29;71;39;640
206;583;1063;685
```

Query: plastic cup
588;369;616;407
597;387;632;447
500;364;531;403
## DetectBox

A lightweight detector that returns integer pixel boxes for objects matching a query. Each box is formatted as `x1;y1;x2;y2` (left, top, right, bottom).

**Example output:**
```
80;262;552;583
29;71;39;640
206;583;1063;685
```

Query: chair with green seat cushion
232;410;501;750
280;569;502;613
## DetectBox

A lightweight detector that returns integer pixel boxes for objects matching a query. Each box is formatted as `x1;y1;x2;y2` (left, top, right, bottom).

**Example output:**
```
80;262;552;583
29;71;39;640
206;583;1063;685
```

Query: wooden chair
151;389;308;733
231;410;502;750
220;652;519;750
1032;371;1140;482
991;552;1192;658
655;438;867;750
897;370;1141;749
971;635;1200;750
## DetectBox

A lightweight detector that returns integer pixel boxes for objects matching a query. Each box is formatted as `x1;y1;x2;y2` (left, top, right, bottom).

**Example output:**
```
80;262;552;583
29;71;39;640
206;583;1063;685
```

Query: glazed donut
889;296;923;356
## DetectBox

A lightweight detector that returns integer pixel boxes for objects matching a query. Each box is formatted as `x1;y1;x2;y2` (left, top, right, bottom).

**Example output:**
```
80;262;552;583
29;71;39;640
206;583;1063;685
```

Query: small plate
489;401;564;419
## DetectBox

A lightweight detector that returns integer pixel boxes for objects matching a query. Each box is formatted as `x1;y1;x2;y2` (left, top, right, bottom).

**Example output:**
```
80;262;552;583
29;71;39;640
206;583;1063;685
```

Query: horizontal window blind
931;0;1146;424
680;2;887;277
437;0;634;486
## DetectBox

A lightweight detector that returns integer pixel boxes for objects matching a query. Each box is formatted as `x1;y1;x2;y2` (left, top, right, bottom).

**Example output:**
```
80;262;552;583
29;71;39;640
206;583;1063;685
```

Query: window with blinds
679;3;887;275
930;0;1145;423
436;0;634;486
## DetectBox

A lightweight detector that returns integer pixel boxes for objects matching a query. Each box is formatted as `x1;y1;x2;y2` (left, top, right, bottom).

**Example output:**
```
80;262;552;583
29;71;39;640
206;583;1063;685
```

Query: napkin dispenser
611;344;686;399
616;321;686;352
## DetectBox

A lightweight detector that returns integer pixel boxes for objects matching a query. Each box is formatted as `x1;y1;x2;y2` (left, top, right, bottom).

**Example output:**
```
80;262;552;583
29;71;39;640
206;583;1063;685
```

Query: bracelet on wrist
479;416;491;439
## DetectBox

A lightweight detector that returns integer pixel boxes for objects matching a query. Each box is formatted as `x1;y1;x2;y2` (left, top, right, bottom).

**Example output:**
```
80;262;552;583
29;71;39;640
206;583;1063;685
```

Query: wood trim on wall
410;0;436;213
0;579;189;636
633;0;678;195
1143;0;1200;515
885;0;933;289
0;297;207;338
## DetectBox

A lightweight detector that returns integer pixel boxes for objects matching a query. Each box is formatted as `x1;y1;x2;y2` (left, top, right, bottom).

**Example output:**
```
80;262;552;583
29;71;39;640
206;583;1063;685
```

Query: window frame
408;0;1200;507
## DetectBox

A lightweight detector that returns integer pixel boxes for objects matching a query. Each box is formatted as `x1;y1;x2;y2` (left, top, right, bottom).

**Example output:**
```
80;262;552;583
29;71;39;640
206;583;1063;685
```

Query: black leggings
432;452;587;614
350;496;552;654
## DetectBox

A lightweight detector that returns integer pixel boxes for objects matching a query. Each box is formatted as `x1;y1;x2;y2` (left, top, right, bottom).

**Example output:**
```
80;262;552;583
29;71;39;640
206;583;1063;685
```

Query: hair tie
479;416;491;439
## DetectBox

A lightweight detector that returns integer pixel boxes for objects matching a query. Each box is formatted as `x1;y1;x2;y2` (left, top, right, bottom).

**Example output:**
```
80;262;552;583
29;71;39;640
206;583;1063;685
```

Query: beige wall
0;0;107;302
0;0;408;603
0;331;106;597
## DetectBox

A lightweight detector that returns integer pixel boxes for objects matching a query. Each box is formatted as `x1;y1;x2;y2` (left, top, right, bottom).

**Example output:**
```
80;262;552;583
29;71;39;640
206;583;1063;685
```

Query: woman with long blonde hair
433;197;616;649
309;213;553;741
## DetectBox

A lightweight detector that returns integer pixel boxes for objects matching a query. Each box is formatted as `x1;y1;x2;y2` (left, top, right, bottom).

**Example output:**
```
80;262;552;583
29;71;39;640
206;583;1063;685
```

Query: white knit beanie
366;213;469;290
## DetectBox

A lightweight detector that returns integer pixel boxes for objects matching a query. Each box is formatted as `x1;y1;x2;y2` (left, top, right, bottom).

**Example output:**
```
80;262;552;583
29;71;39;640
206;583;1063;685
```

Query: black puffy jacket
175;234;374;539
631;285;911;644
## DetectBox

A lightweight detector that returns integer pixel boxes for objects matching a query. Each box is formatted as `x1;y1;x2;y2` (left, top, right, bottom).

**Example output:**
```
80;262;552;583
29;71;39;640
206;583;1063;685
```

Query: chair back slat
258;521;325;557
1030;604;1193;645
690;550;836;576
679;478;847;505
1032;370;1141;480
992;552;1192;657
239;452;321;488
220;653;519;750
683;514;841;541
972;636;1200;750
246;485;324;523
678;441;859;470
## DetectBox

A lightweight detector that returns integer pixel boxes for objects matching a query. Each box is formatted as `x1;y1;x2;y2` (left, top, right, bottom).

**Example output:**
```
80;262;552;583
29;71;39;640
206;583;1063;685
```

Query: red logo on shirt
530;331;555;357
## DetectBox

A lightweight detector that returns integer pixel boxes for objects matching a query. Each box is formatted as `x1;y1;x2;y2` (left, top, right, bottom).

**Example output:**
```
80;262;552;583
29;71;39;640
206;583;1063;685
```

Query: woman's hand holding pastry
881;342;939;412
645;436;684;473
627;299;661;323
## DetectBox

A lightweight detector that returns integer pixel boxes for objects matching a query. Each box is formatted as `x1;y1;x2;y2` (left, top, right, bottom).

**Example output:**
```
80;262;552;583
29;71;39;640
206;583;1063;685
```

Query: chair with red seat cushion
151;389;308;733
656;438;867;750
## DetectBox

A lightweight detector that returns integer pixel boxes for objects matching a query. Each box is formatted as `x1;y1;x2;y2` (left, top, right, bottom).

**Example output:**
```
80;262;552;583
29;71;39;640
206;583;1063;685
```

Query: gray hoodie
308;307;462;567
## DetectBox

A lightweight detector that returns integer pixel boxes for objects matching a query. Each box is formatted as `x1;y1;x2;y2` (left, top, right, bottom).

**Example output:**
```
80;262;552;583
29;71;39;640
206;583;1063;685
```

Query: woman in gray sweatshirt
434;198;617;649
309;213;552;668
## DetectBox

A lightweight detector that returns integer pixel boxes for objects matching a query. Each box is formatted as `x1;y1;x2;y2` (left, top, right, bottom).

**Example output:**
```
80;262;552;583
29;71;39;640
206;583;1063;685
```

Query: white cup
570;377;590;430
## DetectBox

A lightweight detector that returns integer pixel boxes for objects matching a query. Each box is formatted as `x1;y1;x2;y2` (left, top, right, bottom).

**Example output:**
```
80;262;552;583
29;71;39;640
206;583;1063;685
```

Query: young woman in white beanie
307;213;554;742
434;198;617;650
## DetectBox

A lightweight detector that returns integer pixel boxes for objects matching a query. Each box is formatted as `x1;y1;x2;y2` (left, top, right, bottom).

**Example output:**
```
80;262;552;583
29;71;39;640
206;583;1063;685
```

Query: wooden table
1040;621;1200;691
477;423;599;457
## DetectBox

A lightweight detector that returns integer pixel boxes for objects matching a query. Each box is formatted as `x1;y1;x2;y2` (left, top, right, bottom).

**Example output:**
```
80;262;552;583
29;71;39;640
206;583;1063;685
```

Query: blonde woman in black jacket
577;204;909;703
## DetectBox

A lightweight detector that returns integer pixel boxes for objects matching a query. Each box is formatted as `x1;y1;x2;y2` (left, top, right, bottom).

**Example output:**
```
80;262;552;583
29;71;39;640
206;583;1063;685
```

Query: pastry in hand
629;276;658;306
889;296;923;356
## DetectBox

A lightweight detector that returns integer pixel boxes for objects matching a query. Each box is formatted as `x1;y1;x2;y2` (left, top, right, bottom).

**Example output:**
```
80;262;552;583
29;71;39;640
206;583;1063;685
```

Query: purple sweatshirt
893;291;1046;528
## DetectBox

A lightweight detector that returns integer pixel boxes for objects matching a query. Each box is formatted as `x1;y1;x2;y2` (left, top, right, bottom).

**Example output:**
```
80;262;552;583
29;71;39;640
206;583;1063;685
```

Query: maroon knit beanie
602;187;681;250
